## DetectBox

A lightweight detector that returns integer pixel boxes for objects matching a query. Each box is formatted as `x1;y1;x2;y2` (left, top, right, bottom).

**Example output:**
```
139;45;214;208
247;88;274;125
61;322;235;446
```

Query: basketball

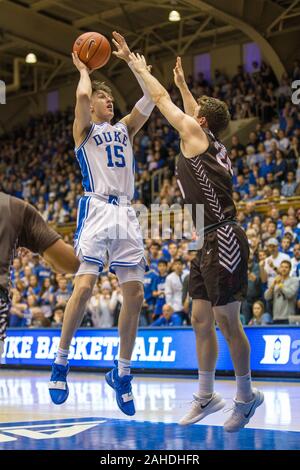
73;32;111;70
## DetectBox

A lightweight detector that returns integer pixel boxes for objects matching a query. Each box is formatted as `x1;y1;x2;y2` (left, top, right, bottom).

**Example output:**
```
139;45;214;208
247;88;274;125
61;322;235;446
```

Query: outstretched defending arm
173;57;198;117
112;32;154;139
128;53;207;157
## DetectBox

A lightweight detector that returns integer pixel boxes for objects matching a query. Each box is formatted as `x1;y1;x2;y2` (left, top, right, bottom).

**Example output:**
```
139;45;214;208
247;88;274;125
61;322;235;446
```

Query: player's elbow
152;90;170;106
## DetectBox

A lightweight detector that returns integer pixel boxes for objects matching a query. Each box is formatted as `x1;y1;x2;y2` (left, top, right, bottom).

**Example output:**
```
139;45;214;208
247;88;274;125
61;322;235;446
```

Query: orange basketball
73;32;111;70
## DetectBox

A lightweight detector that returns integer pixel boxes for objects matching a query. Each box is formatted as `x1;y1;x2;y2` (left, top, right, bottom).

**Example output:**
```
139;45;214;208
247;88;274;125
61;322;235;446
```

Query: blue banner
3;326;300;374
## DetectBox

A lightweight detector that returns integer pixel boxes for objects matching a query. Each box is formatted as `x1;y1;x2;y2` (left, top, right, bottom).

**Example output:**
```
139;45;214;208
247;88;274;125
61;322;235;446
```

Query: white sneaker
179;392;226;425
223;388;264;433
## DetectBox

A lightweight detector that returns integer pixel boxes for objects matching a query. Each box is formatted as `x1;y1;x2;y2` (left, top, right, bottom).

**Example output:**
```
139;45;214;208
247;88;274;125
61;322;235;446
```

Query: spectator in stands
151;304;182;326
144;264;158;319
279;236;294;257
234;174;249;197
281;171;297;197
247;184;262;202
27;294;44;325
51;304;65;327
264;260;299;324
152;259;168;321
242;256;262;324
40;277;55;319
26;274;41;297
163;241;178;263
165;258;186;323
260;238;290;286
291;243;300;278
248;301;272;325
149;241;161;272
9;290;29;327
87;281;115;328
54;276;72;306
274;150;288;183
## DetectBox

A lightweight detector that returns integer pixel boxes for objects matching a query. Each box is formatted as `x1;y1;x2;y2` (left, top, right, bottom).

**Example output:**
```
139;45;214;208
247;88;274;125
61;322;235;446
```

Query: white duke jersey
75;121;135;200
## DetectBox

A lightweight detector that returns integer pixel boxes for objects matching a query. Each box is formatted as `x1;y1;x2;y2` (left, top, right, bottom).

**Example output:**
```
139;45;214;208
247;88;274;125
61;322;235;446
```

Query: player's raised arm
173;57;198;117
128;52;208;157
112;32;155;139
72;51;93;148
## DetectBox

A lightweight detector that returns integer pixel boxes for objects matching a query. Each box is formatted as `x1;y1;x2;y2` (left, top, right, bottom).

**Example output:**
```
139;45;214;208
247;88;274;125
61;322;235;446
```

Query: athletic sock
235;371;253;402
198;370;215;399
118;357;131;377
54;347;69;366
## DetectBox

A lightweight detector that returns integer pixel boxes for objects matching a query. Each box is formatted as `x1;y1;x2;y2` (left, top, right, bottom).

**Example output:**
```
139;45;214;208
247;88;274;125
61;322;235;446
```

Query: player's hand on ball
173;57;186;88
72;51;92;74
112;31;131;62
128;52;149;73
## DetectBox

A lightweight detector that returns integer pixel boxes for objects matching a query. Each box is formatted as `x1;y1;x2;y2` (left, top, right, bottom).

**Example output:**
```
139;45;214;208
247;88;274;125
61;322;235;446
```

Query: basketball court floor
0;370;299;450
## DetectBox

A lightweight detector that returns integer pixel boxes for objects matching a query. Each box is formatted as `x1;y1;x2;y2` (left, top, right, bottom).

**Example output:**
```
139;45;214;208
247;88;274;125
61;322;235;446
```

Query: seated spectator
54;276;72;306
281;171;297;197
40;278;55;318
234;174;249;197
264;260;299;324
247;184;262;202
51;304;65;327
259;154;274;178
27;294;44;325
279;236;294;257
248;301;272;325
151;304;183;326
30;312;51;328
9;291;29;327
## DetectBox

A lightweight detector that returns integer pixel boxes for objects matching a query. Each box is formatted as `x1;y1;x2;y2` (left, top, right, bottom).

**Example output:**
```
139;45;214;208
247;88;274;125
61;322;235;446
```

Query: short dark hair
53;304;65;314
281;260;292;269
91;80;113;97
158;259;168;266
174;257;183;264
197;95;230;135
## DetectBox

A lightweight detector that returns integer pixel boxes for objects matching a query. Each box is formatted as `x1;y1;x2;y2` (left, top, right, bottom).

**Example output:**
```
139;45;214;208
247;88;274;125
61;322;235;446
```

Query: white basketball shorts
74;195;146;277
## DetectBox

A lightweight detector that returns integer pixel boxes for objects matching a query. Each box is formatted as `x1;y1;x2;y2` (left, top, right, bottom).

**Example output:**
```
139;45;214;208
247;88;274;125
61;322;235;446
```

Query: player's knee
215;314;240;340
191;313;214;335
75;283;94;302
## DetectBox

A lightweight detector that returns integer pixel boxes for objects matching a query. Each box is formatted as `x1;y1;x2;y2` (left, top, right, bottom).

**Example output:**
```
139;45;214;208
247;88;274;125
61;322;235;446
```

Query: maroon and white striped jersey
176;128;236;230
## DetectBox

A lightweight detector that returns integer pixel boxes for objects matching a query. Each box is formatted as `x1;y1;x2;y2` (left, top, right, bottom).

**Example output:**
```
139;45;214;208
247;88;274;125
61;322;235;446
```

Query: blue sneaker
48;362;69;405
105;360;135;416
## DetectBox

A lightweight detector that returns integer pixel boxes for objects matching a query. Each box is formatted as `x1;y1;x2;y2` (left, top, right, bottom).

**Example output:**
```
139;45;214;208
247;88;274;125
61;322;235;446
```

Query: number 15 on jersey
105;145;126;168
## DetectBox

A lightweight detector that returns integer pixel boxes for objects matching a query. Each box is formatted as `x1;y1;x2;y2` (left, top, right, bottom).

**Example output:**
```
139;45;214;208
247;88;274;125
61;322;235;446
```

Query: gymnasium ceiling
0;0;299;99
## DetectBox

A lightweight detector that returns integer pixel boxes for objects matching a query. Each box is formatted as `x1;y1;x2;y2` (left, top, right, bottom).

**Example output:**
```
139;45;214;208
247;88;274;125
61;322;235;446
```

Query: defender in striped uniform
48;33;155;416
128;53;264;432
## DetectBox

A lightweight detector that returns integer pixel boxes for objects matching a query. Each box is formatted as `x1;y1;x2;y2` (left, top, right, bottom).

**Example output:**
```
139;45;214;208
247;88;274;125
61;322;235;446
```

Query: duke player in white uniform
48;32;155;416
